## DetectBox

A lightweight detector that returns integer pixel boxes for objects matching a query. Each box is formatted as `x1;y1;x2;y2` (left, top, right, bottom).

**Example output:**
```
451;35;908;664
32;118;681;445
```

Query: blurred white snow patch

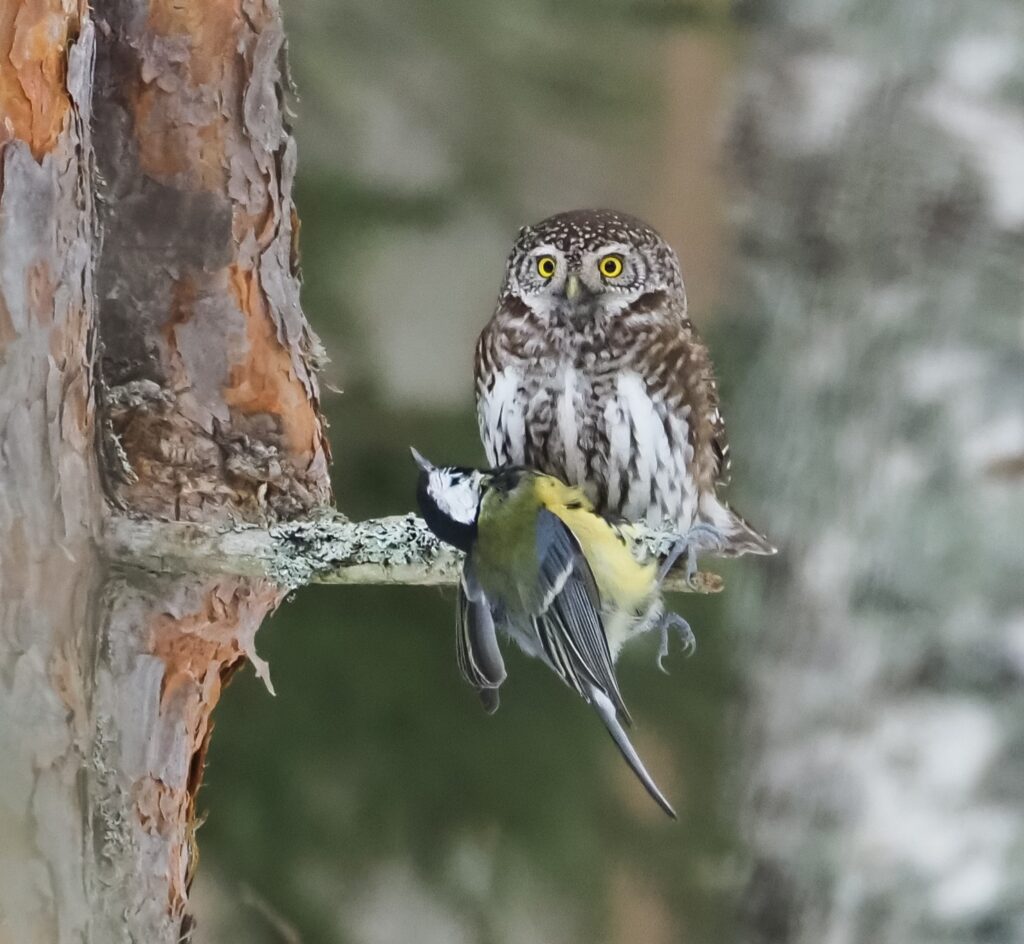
901;346;987;405
868;282;925;327
878;699;996;797
344;862;474;944
445;836;497;902
945;35;1018;99
1002;612;1024;676
931;854;1006;921
853;698;1013;919
872;443;928;496
962;411;1024;474
786;52;871;154
798;528;857;602
922;81;1024;229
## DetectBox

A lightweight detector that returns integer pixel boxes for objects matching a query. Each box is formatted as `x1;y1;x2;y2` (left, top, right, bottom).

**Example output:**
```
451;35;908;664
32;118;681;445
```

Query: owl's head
502;209;686;321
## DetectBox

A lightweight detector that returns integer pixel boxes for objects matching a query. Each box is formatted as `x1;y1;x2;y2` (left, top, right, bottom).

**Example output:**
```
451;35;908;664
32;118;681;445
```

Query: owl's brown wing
624;304;774;555
676;317;732;490
617;301;728;497
707;374;732;489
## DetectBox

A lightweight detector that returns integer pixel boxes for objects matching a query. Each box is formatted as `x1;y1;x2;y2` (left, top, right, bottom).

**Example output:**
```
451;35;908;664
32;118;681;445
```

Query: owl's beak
564;272;584;301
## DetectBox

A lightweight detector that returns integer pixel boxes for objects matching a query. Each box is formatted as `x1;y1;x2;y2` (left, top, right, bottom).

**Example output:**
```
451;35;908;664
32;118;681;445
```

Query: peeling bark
92;0;331;523
88;573;283;940
0;6;100;942
81;1;333;938
3;1;333;939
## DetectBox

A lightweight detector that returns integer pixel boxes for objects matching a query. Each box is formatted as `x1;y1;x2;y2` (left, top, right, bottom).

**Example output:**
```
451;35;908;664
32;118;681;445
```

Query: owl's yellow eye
599;254;624;279
536;255;557;279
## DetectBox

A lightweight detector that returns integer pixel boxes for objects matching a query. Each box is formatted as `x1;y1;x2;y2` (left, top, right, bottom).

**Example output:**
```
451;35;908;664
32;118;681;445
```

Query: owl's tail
697;493;777;558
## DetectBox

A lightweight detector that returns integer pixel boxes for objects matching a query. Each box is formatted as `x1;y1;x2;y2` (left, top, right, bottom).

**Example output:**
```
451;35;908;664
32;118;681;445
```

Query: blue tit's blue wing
455;559;506;714
531;508;631;723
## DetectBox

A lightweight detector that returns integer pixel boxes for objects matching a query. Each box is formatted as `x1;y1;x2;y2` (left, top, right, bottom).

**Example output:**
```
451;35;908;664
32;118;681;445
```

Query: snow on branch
106;513;723;594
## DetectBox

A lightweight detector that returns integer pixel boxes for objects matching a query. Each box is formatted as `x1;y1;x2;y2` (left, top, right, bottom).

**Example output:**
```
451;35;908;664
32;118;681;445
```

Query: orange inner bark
0;0;74;159
224;263;318;458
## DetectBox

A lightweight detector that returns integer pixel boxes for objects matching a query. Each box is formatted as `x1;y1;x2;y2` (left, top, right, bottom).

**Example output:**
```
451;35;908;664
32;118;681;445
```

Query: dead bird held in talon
412;448;696;819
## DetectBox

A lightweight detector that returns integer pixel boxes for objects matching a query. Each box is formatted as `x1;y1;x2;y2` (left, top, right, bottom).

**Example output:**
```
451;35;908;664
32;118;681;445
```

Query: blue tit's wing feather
531;509;631;723
455;560;506;714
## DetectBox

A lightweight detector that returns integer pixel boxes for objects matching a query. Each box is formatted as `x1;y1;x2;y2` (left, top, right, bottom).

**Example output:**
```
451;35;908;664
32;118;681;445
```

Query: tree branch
106;513;724;594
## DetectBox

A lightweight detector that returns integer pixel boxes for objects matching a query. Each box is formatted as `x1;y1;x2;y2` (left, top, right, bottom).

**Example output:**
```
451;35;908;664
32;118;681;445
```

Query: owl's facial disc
561;244;647;319
517;243;639;314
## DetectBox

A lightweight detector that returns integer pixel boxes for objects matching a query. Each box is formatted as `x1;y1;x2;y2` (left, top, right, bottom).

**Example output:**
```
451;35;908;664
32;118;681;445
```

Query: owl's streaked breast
478;347;697;530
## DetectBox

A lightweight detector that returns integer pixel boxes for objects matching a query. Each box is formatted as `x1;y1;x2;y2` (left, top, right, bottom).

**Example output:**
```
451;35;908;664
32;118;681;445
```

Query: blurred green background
188;0;1024;941
196;2;759;942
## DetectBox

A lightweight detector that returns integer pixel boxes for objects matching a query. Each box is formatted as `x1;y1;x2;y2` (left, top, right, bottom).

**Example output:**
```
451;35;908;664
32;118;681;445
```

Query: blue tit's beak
410;447;433;473
564;272;583;302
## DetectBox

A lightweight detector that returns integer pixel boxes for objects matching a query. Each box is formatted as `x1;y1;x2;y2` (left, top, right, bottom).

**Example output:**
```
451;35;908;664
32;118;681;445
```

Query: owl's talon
657;525;726;587
656;611;695;672
657;538;691;584
679;523;728;587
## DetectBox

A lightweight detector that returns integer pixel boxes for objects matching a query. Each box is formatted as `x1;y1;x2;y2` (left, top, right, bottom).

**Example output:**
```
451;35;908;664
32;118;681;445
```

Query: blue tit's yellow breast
533;475;658;613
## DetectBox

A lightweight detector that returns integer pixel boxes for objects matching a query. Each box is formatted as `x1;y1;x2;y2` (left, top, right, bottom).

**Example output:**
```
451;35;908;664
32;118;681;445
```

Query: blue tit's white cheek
429;471;480;525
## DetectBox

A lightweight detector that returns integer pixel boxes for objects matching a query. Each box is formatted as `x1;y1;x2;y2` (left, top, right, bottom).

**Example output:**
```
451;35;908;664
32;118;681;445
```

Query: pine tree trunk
0;8;101;941
729;3;1024;942
1;1;332;939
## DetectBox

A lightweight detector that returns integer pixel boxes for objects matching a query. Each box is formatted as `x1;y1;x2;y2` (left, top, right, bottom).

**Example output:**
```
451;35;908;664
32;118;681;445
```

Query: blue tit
412;449;694;819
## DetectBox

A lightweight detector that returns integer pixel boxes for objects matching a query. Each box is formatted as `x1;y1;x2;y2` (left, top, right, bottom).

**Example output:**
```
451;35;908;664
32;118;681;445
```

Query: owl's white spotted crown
502;209;686;308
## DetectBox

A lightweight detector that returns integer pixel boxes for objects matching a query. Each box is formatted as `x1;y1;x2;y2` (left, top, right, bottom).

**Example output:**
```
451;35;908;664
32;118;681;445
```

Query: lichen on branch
106;512;724;594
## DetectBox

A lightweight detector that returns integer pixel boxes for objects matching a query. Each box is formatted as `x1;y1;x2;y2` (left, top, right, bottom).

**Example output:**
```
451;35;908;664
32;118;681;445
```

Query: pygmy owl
474;209;774;557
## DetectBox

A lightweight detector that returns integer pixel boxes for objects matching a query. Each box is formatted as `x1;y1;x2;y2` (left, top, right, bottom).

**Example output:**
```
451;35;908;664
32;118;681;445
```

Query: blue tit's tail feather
530;508;675;814
588;685;677;819
477;688;501;715
455;566;506;711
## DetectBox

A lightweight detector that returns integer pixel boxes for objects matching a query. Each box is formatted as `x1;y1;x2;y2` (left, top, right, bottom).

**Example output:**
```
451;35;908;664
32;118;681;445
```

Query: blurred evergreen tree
724;1;1024;941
